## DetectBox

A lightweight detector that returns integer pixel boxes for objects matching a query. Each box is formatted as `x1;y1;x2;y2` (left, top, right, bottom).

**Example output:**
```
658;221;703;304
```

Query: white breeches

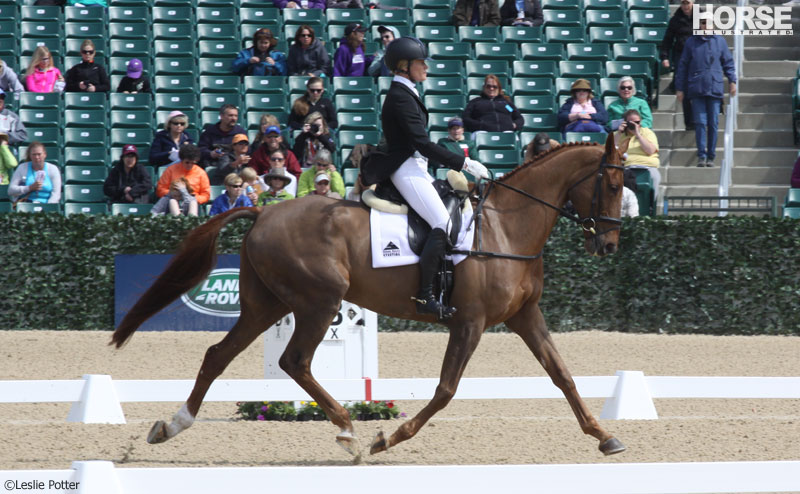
390;155;451;233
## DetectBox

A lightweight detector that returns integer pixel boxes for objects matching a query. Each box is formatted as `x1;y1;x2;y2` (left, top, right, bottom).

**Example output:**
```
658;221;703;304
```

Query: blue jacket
149;129;194;168
208;192;253;216
557;97;608;130
231;47;288;77
675;35;736;100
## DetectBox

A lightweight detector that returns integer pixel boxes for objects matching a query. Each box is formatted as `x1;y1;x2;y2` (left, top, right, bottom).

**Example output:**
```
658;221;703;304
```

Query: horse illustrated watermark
693;4;794;36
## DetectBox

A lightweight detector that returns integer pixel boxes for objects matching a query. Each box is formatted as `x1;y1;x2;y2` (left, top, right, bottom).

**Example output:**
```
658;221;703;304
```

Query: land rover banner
114;254;241;331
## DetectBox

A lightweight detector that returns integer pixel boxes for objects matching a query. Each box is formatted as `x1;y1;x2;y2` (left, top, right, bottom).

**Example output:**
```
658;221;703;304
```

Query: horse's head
565;135;625;257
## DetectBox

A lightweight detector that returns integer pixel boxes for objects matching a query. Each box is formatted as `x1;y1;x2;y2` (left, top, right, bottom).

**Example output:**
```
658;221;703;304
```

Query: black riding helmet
383;37;430;76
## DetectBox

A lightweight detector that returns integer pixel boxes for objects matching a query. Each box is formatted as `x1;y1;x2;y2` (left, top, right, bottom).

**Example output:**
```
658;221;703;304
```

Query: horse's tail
110;207;261;349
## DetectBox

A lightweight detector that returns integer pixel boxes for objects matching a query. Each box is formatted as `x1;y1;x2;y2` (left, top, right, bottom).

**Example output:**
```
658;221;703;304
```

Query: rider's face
409;59;428;82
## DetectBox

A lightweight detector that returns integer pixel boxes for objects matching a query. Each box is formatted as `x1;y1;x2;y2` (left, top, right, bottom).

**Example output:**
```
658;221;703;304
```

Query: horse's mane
498;141;601;183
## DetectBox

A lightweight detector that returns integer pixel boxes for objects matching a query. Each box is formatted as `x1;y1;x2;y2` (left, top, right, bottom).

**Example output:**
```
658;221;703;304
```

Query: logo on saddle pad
180;268;241;317
383;241;400;257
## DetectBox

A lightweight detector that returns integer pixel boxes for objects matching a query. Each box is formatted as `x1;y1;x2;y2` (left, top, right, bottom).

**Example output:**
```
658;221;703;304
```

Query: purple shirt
272;0;326;7
333;42;374;78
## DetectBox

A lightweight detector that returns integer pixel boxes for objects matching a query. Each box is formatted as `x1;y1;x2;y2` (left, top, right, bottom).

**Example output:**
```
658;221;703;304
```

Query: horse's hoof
370;430;387;455
146;421;169;444
335;432;363;463
599;437;626;456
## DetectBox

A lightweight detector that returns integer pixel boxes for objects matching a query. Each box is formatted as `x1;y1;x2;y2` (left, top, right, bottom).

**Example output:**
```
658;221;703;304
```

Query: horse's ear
604;132;620;164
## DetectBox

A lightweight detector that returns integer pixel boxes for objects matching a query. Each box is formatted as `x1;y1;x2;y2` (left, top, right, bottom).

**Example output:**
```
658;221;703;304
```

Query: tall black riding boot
413;227;457;320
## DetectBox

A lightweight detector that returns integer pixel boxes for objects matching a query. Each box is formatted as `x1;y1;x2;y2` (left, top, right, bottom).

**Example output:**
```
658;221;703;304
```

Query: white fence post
73;461;124;494
600;370;658;420
67;374;126;424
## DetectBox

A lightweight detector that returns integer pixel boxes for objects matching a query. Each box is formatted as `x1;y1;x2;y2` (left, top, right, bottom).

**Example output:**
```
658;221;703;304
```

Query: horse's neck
484;151;594;254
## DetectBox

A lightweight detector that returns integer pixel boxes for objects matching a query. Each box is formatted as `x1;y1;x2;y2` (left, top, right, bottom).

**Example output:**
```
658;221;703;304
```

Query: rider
362;37;489;319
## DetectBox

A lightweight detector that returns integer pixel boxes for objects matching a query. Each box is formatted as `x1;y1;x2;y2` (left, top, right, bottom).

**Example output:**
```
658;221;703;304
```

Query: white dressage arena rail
1;460;799;494
1;371;799;424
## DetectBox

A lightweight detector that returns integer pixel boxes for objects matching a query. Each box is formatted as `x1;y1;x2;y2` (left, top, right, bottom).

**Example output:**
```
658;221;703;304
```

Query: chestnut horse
111;135;627;459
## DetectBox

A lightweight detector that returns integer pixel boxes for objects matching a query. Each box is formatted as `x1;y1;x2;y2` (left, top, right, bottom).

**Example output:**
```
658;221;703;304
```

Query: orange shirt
156;162;211;204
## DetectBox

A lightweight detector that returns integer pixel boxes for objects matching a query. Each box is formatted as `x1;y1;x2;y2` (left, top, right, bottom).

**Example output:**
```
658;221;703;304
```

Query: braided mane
497;141;601;182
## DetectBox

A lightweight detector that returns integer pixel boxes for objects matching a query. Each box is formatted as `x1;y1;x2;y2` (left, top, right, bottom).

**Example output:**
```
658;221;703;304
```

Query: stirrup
411;295;457;320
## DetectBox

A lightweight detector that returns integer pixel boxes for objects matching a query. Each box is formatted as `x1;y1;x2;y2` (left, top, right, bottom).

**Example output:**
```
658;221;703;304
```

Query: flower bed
236;400;404;421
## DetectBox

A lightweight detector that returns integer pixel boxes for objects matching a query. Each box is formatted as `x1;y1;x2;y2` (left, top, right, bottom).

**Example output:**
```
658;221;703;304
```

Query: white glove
169;147;180;162
463;158;489;180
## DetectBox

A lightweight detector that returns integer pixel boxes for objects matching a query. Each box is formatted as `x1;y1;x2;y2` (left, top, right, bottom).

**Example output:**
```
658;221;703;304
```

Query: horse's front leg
505;300;626;456
370;319;484;454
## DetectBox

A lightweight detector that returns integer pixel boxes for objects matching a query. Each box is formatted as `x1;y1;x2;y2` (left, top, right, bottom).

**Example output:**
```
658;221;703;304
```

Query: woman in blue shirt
232;28;287;77
209;173;254;216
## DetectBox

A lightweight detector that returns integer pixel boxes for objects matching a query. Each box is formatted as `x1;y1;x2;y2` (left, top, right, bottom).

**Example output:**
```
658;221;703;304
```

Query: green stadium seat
199;75;241;94
520;43;565;61
155;92;196;111
426;59;464;77
64;147;107;168
566;43;611;62
0;19;17;39
545;26;585;43
64;93;107;111
284;7;325;25
326;8;367;25
514;95;556;114
243;76;286;94
0;37;15;59
613;43;659;64
543;9;582;27
154;57;196;76
64;203;109;216
423;76;464;95
152;6;193;23
65;165;108;184
0;4;18;21
110;109;152;128
629;9;669;28
153;23;194;40
428;42;472;61
412;0;447;7
64;21;106;40
632;27;666;44
412;8;451;26
565;132;607;144
19;109;61;128
244;110;287;130
475;132;517;151
244;93;285;112
67;38;107;57
335;94;376;113
0;202;11;214
782;207;800;219
511;77;554;96
377;76;394;95
154;75;197;93
65;5;107;23
196;6;235;23
415;25;457;43
110;39;150;58
239;7;280;24
333;77;375;95
465;60;509;79
559;60;604;79
112;203;154;215
338;130;380;150
199;92;241;112
599;77;646;98
784;188;800;207
584;0;622;9
18;92;61;110
372;8;411;26
154;40;196;58
555;76;599;95
501;26;542;44
65;109;106;128
108;6;150;23
20;38;61;58
343;167;359;187
513;60;558;79
65;184;106;203
521;113;559;132
108;22;149;40
25;128;61;147
589;26;630;44
198;40;240;59
198;58;231;76
478;149;519;168
474;42;518;61
585;9;626;28
16;203;61;214
628;0;667;9
197;23;238;41
424;94;466;112
605;60;652;79
540;0;580;8
111;128;151;146
338;112;379;131
21;5;62;22
458;26;499;43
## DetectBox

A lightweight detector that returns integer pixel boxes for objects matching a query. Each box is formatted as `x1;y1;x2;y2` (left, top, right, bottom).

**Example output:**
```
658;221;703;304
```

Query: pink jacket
25;67;62;93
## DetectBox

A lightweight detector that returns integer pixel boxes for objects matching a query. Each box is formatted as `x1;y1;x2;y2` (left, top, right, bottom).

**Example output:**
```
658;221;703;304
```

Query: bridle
451;155;624;261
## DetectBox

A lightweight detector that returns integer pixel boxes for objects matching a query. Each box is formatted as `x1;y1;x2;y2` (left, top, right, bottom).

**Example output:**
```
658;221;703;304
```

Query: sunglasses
316;162;332;166
299;33;312;38
40;57;50;61
484;84;499;89
627;120;641;124
381;34;393;39
171;121;187;126
619;86;633;91
308;88;324;93
81;50;95;55
228;183;244;188
270;156;285;161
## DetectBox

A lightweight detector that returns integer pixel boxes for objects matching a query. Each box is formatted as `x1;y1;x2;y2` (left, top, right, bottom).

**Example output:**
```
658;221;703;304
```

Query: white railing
718;0;746;212
2;460;800;494
2;372;799;424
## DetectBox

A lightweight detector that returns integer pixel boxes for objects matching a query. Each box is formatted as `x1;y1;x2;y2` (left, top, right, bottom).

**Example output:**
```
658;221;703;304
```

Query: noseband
451;155;623;261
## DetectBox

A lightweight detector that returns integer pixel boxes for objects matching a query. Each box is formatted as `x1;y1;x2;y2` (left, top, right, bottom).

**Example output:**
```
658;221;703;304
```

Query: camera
309;123;320;134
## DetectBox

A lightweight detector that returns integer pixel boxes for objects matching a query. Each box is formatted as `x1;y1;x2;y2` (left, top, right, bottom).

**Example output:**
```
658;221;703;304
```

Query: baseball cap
447;117;463;128
232;134;249;145
315;170;331;183
265;125;281;135
345;23;368;36
122;144;138;156
168;110;186;120
127;58;143;79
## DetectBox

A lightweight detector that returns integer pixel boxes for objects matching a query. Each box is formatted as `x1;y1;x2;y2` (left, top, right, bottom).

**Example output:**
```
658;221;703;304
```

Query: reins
450;156;624;261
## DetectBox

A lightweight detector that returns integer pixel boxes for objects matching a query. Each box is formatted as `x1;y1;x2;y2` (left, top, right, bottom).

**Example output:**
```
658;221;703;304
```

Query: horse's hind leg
147;250;290;444
279;307;360;459
505;300;626;456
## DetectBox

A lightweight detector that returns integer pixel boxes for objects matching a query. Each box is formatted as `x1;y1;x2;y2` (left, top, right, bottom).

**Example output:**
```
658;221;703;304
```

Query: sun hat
570;79;593;93
265;167;292;183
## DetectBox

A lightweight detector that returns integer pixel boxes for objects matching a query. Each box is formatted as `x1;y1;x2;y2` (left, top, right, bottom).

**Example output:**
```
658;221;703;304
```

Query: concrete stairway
652;7;799;213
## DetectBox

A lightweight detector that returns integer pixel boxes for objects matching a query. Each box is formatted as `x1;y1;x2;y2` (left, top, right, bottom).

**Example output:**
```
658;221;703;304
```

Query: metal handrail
718;0;745;216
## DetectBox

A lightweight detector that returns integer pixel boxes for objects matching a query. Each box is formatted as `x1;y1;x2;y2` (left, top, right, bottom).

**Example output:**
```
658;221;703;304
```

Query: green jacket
258;189;294;206
0;144;18;185
296;167;345;198
434;137;476;168
607;96;653;129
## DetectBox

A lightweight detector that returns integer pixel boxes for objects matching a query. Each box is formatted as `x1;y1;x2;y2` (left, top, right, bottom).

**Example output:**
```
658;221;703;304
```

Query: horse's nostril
605;243;618;255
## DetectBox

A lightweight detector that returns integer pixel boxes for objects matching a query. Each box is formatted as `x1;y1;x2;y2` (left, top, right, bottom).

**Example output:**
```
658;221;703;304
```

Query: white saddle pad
369;203;475;269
